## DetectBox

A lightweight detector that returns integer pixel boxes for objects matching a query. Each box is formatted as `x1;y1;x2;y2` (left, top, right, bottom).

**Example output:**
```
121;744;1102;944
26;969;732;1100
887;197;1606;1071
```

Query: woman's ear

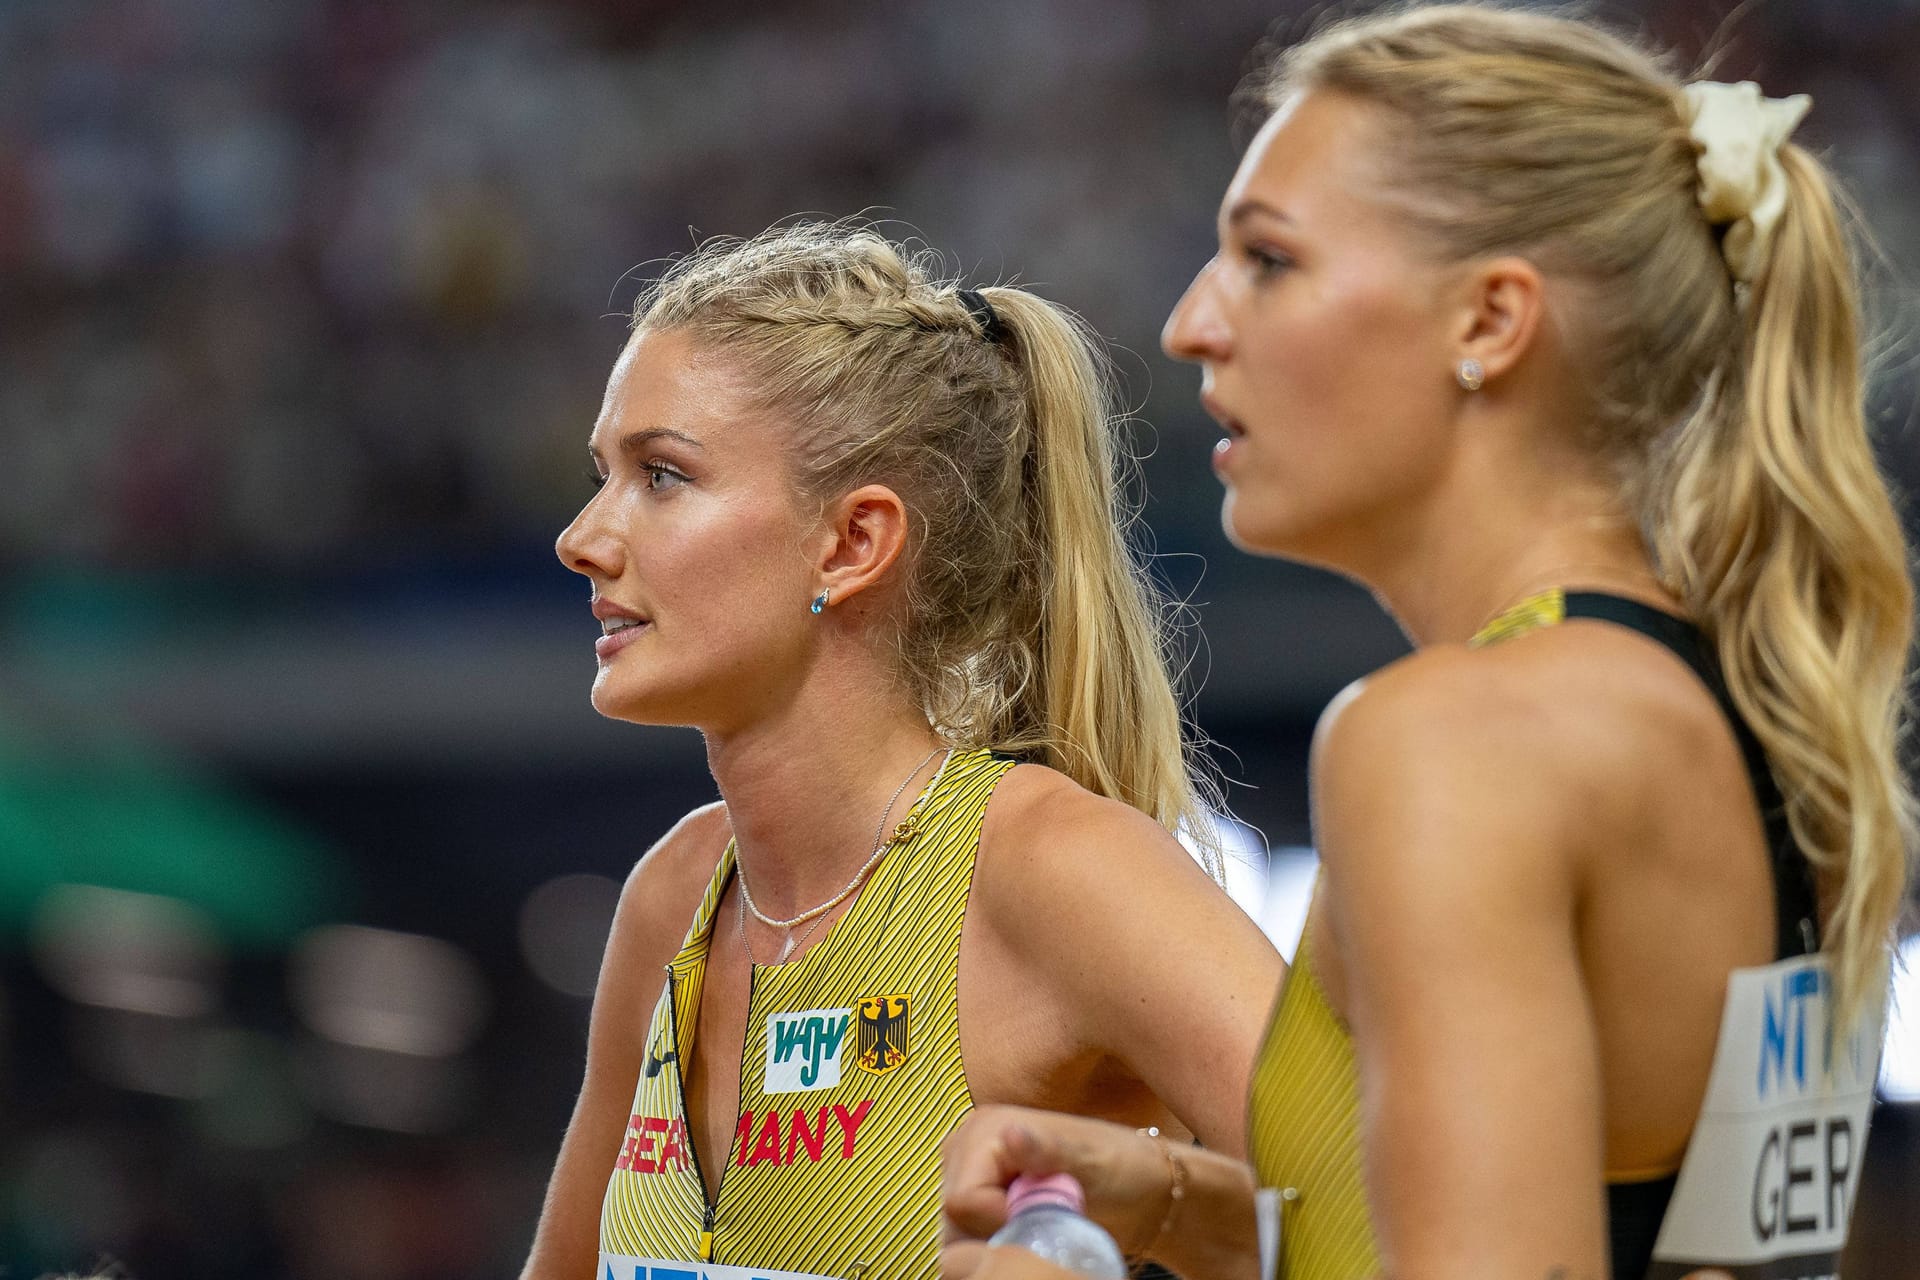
814;484;910;607
1453;255;1546;385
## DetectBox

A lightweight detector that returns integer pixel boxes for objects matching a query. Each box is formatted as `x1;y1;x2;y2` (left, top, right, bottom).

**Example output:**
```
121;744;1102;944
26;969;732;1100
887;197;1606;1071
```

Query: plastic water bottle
988;1172;1128;1278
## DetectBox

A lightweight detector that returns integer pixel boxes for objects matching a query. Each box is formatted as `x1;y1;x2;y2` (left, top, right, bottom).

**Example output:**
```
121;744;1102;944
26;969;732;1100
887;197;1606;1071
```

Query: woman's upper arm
1314;667;1609;1279
519;803;727;1280
976;772;1285;1158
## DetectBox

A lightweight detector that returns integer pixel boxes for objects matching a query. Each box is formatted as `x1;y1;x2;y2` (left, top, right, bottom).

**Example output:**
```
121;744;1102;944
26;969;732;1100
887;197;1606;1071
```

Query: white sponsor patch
763;1007;852;1094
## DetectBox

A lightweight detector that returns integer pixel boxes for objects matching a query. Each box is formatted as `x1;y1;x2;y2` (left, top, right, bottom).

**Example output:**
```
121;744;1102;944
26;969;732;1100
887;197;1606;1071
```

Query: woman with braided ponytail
944;7;1913;1279
520;223;1282;1280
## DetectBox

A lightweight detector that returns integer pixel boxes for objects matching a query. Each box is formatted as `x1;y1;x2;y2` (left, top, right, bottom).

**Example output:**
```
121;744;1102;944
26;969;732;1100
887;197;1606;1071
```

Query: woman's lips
1211;435;1237;472
594;621;651;660
1200;392;1246;474
1211;416;1246;473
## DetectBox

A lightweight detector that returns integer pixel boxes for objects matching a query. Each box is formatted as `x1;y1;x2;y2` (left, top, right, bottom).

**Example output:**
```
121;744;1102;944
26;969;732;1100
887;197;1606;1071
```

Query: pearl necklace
736;746;952;965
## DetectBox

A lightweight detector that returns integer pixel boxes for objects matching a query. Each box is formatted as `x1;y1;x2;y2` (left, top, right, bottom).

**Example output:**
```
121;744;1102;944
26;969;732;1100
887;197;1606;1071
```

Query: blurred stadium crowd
0;0;1268;570
0;1;1916;1277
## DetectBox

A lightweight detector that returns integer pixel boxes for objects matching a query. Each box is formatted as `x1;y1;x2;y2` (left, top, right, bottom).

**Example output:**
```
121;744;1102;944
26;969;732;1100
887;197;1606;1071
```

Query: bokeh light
30;885;223;1019
517;872;620;999
290;924;487;1058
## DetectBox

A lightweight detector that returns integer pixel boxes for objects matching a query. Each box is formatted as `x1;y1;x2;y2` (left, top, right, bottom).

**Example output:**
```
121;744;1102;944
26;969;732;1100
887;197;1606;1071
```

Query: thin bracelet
1128;1130;1187;1261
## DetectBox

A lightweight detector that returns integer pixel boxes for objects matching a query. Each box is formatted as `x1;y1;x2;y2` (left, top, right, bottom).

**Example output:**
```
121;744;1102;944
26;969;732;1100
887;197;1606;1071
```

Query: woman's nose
1162;258;1231;363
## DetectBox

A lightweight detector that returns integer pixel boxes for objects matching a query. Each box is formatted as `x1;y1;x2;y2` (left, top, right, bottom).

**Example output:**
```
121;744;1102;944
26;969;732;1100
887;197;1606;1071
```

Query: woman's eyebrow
618;427;705;454
1228;199;1295;230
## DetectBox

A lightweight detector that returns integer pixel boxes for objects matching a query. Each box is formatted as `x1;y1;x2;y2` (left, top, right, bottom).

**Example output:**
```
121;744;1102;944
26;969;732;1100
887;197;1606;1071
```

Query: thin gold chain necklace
736;746;951;965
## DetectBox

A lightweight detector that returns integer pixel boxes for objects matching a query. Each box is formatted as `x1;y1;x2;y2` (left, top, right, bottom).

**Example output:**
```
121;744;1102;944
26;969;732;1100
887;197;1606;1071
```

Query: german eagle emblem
855;993;910;1076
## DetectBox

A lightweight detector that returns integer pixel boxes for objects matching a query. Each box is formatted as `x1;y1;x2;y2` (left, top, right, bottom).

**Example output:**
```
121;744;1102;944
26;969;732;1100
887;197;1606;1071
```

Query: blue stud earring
810;589;829;615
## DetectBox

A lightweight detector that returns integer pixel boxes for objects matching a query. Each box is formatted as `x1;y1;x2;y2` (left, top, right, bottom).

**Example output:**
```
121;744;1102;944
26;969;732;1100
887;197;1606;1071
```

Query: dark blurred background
1;1;1916;1277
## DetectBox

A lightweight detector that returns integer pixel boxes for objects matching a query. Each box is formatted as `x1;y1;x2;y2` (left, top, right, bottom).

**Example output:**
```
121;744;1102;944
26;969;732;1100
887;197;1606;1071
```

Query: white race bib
598;1254;839;1280
1647;954;1883;1280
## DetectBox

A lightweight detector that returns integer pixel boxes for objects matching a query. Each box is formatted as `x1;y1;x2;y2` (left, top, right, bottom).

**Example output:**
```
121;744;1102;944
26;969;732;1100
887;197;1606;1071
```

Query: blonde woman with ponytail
521;222;1282;1280
944;7;1914;1280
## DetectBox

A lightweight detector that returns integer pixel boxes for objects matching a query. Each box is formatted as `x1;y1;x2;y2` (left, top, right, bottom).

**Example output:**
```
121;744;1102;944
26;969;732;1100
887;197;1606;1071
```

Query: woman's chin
1222;496;1289;557
589;676;668;725
1224;499;1335;567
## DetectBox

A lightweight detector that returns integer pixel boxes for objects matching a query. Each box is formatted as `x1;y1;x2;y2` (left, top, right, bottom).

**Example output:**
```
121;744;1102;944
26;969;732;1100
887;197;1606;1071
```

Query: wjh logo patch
764;1007;851;1093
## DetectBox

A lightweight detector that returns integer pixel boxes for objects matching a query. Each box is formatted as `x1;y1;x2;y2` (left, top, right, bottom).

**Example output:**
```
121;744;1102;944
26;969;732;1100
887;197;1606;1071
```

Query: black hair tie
957;288;1007;346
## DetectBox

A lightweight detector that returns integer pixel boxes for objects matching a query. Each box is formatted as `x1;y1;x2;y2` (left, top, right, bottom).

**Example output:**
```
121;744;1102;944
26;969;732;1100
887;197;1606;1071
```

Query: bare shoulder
635;800;733;892
1312;647;1583;931
1318;638;1568;752
1316;621;1741;911
1316;643;1569;798
610;800;732;956
980;762;1176;845
971;761;1259;959
975;763;1207;902
1326;624;1718;820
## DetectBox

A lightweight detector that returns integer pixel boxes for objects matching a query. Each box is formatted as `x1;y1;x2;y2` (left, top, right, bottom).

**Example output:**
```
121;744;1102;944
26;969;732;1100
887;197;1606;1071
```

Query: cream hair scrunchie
1679;80;1812;283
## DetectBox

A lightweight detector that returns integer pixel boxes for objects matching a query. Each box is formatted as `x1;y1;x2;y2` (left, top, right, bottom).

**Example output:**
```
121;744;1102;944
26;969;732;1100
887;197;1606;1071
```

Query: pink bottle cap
1005;1172;1087;1217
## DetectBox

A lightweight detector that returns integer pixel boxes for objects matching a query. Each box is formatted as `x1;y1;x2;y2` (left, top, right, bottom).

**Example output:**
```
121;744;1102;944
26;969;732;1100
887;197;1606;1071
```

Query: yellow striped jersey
599;747;1016;1280
1247;909;1375;1280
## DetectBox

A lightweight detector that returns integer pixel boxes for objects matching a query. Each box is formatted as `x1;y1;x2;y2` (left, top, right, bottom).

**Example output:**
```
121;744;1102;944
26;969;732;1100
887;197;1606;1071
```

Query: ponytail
978;289;1220;864
1653;145;1916;1025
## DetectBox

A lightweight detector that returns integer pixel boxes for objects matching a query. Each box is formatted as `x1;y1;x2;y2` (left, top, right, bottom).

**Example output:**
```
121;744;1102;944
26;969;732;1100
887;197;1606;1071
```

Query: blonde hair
636;222;1218;863
1257;4;1914;1022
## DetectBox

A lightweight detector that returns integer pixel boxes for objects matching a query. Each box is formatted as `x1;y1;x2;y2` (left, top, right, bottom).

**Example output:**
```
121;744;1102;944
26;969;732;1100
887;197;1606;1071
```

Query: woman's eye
1247;245;1295;279
645;462;690;491
586;467;608;491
